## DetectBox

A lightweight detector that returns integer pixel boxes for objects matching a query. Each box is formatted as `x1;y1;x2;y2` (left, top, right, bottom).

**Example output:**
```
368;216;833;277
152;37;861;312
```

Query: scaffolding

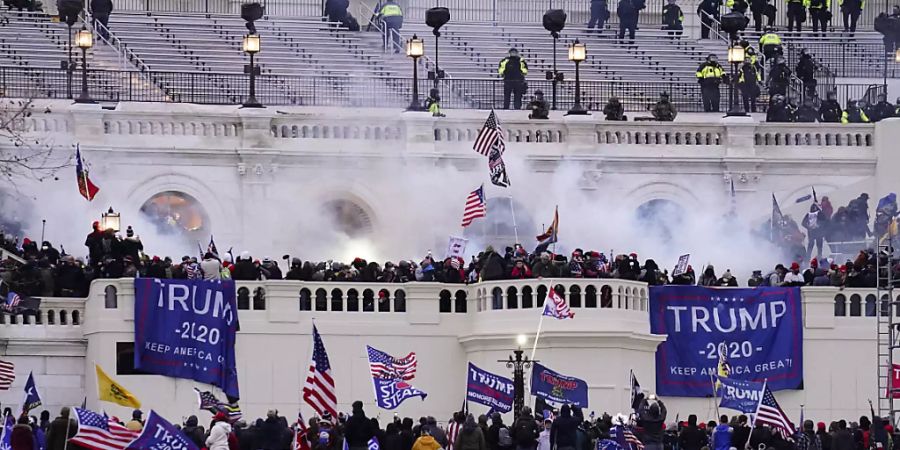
877;223;898;425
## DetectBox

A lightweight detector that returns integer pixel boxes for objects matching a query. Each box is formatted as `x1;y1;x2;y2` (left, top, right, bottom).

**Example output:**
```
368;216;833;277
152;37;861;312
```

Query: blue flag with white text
22;372;41;414
126;410;199;450
649;286;803;397
372;378;427;410
466;363;514;413
0;414;13;450
717;377;765;413
134;278;240;398
368;438;380;450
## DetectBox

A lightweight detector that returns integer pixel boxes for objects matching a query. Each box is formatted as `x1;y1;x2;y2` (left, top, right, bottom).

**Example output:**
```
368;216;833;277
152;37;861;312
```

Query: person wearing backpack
488;413;511;450
513;407;540;450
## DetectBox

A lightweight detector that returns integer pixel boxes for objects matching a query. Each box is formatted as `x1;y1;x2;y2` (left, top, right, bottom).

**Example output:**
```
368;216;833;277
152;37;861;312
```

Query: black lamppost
242;34;263;108
74;27;95;104
726;42;746;116
499;335;536;419
406;34;425;111
567;39;588;115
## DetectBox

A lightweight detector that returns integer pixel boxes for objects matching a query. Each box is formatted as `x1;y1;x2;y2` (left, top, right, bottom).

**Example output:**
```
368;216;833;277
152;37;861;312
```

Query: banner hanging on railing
134;279;240;398
649;286;803;397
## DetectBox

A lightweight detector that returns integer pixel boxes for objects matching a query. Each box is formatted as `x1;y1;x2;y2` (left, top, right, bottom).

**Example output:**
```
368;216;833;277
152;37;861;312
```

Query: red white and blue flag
303;325;338;420
76;145;100;201
70;408;140;450
754;382;795;437
366;346;417;381
543;288;574;320
461;186;487;227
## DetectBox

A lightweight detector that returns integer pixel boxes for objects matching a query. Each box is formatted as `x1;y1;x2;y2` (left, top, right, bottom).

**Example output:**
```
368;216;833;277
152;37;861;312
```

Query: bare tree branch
0;98;72;186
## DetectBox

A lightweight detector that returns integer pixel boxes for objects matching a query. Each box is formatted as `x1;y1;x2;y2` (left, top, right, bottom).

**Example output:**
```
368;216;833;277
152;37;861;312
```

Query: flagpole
530;313;545;361
709;372;720;418
62;409;71;450
508;196;519;245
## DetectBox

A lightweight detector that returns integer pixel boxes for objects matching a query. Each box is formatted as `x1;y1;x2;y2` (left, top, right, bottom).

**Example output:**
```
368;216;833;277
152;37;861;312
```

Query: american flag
70;408;140;450
0;359;13;390
447;420;461;449
303;325;338;419
2;292;21;313
754;383;795;437
473;110;505;156
543;288;574;319
461;185;487;227
194;388;243;421
366;346;417;381
294;412;311;450
623;428;644;450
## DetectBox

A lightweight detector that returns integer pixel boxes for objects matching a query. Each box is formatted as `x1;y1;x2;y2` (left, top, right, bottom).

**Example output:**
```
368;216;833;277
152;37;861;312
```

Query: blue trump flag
372;378;427;410
22;372;41;414
134;279;240;398
127;410;199;450
466;362;514;413
0;414;12;450
530;362;589;408
649;286;803;397
718;377;765;413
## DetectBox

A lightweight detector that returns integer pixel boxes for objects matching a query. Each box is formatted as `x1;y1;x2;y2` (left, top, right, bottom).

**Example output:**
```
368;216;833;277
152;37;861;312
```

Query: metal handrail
83;14;151;72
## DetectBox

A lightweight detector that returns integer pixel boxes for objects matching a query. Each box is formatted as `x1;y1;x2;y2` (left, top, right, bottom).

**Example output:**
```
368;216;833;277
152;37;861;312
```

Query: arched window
522;286;534;309
331;289;344;312
104;285;118;309
506;287;518;310
394;290;407;312
569;285;582;308
850;294;862;316
439;290;452;313
834;294;846;316
253;288;266;310
72;310;80;325
378;289;391;312
315;289;328;311
536;285;548;308
347;289;360;312
454;290;467;313
237;288;250;310
139;191;209;239
363;289;375;312
299;289;312;311
585;285;598;308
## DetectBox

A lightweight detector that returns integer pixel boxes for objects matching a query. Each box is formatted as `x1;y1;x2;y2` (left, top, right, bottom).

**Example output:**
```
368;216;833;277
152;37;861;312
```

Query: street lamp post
100;207;121;232
566;39;588;115
74;27;95;104
242;34;263;108
406;34;425;111
726;43;746;116
499;335;537;419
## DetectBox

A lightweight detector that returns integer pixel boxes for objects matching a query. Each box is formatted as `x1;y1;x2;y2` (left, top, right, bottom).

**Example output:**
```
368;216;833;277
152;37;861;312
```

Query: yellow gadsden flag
95;364;141;408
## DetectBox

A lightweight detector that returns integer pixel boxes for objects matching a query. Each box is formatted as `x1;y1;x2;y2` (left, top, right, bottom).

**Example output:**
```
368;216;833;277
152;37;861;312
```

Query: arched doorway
320;199;373;238
140;191;209;239
635;199;684;244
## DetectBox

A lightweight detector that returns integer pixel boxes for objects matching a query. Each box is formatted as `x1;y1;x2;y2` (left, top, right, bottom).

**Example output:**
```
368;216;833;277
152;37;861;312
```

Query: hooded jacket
550;405;579;449
456;416;487;450
207;421;233;450
413;436;442;450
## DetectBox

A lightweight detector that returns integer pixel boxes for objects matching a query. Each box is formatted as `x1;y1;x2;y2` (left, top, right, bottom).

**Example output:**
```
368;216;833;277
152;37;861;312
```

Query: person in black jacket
550;405;579;450
767;57;791;97
90;0;112;39
749;0;768;30
819;91;843;122
679;415;708;450
697;0;721;38
731;416;751;450
617;0;645;43
181;416;206;450
795;50;817;98
479;246;506;282
232;252;261;280
588;0;610;32
637;397;667;450
513;407;540;450
345;401;376;450
498;48;529;110
662;0;684;37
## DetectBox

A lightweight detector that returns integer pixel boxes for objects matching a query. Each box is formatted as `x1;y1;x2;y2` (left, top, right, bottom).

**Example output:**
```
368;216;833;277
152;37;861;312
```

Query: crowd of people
5;398;900;450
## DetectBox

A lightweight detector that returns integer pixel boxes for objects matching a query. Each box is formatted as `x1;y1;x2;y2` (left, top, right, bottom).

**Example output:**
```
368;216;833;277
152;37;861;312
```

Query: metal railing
0;65;878;112
84;14;150;72
403;0;665;25
784;41;900;78
113;0;325;17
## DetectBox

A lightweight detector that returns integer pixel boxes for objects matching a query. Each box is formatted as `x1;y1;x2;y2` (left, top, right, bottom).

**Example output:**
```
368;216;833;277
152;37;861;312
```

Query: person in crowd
731;416;751;450
324;0;349;24
797;420;823;450
589;0;610;32
455;414;486;450
182;415;206;449
767;56;791;97
201;252;222;280
650;92;678;121
11;415;33;450
796;49;818;98
697;0;722;38
550;405;578;450
207;412;232;450
783;262;806;285
802;203;826;258
868;94;895;122
662;0;684;37
126;409;144;431
747;270;765;286
537;419;551;450
527;90;550;119
711;416;732;450
820;91;843;122
414;429;443;450
696;54;724;112
842;100;870;123
425;88;446;117
377;0;403;52
767;95;793;122
637;397;667;450
786;0;809;32
840;0;863;33
603;97;627;120
513;407;539;450
796;97;819;122
617;0;645;43
737;56;761;112
499;48;528;110
715;269;738;286
45;407;75;450
90;0;112;39
232;252;261;280
759;28;782;61
346;401;376;450
487;413;510;450
679;415;708;450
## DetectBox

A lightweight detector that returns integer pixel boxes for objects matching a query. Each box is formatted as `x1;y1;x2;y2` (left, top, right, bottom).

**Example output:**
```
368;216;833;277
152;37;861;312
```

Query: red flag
76;145;99;201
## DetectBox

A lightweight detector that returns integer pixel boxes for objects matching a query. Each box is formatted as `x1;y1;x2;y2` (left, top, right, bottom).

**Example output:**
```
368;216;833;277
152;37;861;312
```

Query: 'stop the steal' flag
648;286;803;397
126;411;199;450
530;362;588;408
367;345;427;410
371;378;428;410
134;279;240;398
466;362;514;413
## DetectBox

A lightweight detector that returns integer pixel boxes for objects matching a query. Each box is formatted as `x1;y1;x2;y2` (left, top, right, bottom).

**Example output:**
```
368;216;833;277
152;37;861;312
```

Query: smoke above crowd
14;148;786;282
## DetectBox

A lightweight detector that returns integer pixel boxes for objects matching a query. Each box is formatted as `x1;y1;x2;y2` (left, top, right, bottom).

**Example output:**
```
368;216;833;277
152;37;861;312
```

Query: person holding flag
206;412;233;450
636;396;666;450
95;364;141;409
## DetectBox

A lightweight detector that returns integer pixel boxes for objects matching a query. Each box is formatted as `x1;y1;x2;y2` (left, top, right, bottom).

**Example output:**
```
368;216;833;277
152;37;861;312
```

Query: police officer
819;91;843;122
758;28;782;61
841;100;870;123
868;93;896;122
749;0;768;30
650;92;678;121
696;54;724;112
425;88;445;117
617;0;644;43
795;49;817;98
588;0;610;32
663;0;684;37
697;0;722;39
766;95;793;122
786;0;809;32
768;56;791;96
726;0;749;14
377;0;403;53
527;90;550;119
808;0;829;34
796;98;819;122
737;56;761;112
840;0;863;33
499;48;528;110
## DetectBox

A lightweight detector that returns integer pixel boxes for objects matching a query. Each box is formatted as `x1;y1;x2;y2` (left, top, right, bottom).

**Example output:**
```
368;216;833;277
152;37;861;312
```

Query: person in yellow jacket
841;100;870;123
786;0;810;32
696;54;724;112
425;88;445;117
412;429;443;450
377;0;403;53
758;28;782;60
498;48;528;110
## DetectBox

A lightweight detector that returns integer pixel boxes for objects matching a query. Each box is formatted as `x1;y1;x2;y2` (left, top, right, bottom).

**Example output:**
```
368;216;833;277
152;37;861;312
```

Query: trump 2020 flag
22;372;41;414
372;378;428;410
126;410;199;450
543;288;574;320
718;377;765;414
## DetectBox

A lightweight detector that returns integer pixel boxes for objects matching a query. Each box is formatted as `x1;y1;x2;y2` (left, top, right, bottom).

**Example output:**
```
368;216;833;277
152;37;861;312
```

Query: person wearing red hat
206;412;233;450
784;262;805;286
84;221;104;267
817;422;832;450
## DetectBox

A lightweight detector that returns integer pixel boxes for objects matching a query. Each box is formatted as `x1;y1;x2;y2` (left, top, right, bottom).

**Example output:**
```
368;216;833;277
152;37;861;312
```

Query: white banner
446;236;468;259
673;254;690;276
